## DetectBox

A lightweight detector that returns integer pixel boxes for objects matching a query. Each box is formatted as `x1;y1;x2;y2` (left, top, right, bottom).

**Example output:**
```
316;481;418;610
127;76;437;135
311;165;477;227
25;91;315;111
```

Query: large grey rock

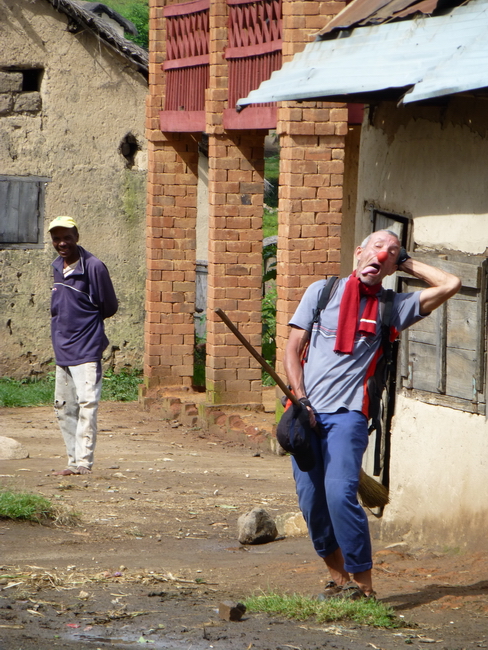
237;507;278;545
0;437;29;460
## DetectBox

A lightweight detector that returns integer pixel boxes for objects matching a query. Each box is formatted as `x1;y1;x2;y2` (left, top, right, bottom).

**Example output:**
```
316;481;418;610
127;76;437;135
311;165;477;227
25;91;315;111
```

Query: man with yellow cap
48;216;118;475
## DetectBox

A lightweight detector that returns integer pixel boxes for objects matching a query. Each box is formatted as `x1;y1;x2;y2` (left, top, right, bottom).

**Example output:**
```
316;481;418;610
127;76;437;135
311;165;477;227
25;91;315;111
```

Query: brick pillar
205;0;265;405
275;0;346;384
145;136;199;388
206;132;265;404
145;0;199;389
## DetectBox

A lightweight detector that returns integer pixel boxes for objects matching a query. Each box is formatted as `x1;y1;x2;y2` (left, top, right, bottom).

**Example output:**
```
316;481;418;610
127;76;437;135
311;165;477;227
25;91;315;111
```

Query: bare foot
53;468;77;476
76;466;92;475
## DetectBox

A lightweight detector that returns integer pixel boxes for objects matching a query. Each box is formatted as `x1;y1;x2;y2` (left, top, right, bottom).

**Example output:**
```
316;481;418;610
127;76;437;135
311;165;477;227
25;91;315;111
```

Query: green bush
103;1;149;50
101;368;143;401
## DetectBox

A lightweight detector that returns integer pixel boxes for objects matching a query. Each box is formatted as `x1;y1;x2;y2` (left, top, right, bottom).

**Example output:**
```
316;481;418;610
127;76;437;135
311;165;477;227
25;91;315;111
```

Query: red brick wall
205;0;265;404
206;131;265;404
275;0;347;382
146;1;199;388
145;0;348;403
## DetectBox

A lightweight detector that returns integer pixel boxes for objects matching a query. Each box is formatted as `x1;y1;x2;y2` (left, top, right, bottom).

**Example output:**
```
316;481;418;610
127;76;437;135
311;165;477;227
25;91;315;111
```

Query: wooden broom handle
214;308;299;406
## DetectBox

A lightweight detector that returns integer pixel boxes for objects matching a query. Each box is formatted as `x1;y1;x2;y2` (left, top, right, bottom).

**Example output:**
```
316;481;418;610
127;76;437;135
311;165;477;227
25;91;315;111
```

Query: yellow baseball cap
48;216;79;231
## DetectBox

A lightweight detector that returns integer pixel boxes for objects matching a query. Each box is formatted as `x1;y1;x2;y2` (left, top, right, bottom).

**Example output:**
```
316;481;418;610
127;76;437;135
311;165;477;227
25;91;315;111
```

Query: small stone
275;512;308;537
237;507;278;545
218;601;246;621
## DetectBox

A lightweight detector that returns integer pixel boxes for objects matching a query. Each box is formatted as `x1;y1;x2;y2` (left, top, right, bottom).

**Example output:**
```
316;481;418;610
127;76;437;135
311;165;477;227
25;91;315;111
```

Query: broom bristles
358;468;389;508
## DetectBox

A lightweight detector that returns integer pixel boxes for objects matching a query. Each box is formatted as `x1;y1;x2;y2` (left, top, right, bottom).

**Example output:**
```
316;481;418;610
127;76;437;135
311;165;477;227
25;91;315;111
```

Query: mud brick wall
205;0;265;405
275;0;346;382
0;71;41;115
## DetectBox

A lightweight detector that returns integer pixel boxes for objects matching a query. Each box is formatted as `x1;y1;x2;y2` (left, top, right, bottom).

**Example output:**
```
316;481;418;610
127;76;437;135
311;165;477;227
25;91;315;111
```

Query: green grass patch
265;153;280;182
0;368;143;407
244;591;402;628
0;374;56;407
263;206;278;238
0;490;55;523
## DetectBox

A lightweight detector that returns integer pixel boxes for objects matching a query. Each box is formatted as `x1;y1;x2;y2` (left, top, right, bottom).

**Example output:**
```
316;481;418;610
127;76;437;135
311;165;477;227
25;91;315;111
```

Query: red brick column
204;0;265;405
275;0;346;382
145;0;199;389
206;132;265;404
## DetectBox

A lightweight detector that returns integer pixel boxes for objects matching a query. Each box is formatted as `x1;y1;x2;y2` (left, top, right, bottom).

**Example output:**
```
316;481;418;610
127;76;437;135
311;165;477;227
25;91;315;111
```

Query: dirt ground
0;401;487;650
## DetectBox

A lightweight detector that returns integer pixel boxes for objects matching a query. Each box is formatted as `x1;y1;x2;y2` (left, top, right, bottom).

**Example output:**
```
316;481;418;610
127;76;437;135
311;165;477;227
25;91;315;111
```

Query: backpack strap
379;288;395;373
371;288;395;476
303;276;339;363
312;276;339;326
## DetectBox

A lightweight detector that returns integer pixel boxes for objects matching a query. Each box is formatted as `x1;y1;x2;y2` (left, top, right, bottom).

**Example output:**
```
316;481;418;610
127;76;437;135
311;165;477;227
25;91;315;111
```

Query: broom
215;308;389;509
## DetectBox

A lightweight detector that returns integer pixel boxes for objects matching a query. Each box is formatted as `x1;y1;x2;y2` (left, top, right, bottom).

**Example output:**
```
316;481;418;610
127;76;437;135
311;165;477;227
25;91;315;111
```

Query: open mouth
362;263;381;275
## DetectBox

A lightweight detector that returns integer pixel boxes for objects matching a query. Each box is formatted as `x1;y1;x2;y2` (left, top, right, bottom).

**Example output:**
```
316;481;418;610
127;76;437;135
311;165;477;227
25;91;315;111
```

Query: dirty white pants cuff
54;362;102;470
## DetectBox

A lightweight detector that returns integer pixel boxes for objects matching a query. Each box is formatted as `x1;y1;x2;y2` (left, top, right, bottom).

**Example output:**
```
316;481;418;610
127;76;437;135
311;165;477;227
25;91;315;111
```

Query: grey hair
360;230;400;248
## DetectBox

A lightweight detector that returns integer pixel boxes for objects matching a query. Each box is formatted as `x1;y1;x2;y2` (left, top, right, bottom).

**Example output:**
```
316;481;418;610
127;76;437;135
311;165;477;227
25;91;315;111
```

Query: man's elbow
446;274;462;298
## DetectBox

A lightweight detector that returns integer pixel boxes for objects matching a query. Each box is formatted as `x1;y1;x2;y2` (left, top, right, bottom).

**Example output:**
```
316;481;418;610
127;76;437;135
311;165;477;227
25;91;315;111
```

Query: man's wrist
298;397;312;408
397;247;411;266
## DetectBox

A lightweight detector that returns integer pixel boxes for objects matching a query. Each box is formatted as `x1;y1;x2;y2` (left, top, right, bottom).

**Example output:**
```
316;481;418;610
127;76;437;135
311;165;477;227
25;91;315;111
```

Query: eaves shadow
382;580;488;611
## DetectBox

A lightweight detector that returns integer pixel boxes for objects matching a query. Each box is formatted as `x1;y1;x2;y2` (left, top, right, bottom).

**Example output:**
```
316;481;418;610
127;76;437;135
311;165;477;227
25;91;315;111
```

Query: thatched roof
75;2;138;35
45;0;148;78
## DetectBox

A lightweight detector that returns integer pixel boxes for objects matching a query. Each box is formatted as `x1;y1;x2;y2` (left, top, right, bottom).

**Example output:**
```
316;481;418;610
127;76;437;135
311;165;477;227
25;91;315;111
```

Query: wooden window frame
0;175;49;249
398;252;488;415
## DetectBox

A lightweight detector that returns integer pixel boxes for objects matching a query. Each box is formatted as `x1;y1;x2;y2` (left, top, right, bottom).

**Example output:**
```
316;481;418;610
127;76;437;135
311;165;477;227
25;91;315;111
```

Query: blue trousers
292;409;372;574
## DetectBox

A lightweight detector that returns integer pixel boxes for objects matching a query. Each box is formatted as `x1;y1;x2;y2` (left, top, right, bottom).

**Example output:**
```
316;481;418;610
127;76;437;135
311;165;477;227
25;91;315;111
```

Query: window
0;176;49;249
369;206;410;290
399;252;487;414
21;68;43;92
0;68;43;114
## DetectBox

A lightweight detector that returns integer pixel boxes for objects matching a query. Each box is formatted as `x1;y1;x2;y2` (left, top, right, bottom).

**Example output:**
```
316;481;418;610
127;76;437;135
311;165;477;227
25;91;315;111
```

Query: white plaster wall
0;1;147;377
355;99;488;546
382;395;488;549
356;100;488;255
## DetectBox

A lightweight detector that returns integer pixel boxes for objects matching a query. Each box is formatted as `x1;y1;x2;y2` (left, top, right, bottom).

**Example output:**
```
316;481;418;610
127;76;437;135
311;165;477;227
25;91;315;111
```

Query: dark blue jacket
51;246;118;366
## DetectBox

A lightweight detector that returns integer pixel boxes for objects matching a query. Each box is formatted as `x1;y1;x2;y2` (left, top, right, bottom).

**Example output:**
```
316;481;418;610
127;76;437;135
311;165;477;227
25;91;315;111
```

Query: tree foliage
103;1;149;50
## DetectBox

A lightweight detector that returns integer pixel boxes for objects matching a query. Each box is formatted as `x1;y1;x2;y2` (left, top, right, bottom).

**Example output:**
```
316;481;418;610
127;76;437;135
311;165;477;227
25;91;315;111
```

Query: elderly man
48;216;118;476
284;230;460;599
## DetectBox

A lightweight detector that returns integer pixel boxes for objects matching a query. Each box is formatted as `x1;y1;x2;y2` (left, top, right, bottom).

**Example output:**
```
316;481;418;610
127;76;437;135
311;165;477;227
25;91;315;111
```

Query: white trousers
54;362;102;470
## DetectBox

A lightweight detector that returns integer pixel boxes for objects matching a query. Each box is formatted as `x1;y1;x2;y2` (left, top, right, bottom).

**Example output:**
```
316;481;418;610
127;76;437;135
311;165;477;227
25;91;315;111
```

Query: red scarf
334;272;382;355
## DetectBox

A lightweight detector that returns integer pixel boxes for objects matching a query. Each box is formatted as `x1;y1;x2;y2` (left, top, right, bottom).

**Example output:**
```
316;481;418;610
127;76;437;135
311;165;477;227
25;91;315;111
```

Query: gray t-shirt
289;277;425;414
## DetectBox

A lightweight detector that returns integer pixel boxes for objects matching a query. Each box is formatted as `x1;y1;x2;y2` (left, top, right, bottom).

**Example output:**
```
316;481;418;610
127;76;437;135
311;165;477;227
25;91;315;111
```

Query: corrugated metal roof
237;0;488;107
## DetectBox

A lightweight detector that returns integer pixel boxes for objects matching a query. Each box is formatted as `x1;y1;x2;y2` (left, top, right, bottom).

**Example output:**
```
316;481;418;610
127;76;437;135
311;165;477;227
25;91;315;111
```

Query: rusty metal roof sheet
237;0;488;107
317;0;442;37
